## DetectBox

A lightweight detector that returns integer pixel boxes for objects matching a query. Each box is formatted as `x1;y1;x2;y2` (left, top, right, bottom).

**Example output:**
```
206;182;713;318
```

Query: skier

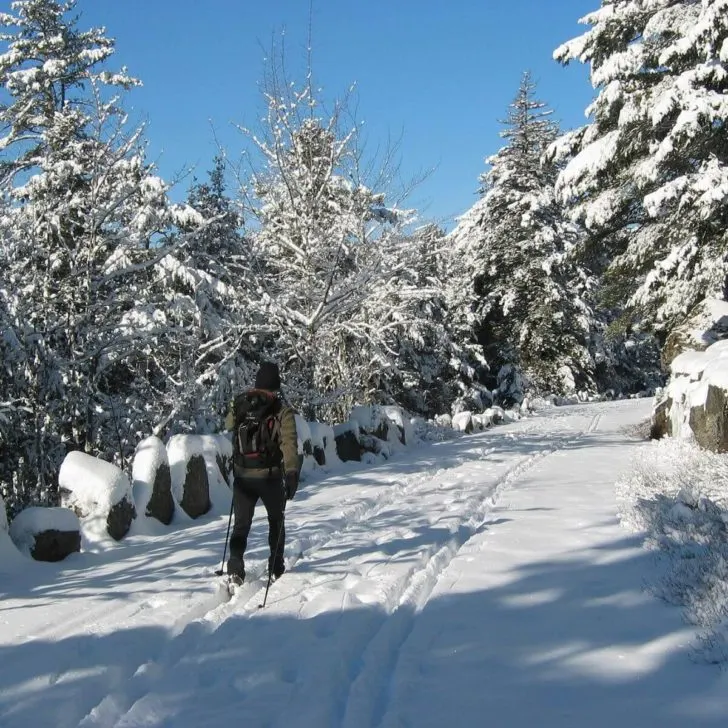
225;361;299;585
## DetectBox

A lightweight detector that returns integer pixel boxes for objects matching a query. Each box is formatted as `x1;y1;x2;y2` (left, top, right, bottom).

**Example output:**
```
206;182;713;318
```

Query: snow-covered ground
1;400;726;727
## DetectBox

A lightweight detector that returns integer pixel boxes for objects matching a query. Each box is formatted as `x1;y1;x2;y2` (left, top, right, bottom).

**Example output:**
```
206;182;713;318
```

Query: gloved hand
284;471;299;501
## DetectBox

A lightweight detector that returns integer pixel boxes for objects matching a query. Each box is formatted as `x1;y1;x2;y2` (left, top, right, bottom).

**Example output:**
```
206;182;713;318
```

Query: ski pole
259;515;285;609
215;489;235;576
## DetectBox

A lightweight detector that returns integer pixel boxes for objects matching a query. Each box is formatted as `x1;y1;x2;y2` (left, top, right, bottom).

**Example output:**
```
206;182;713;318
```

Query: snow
669;339;728;396
8;506;80;556
308;420;341;468
671;349;711;378
294;414;312;455
674;298;728;353
349;404;386;434
660;335;728;442
452;410;473;432
703;349;728;391
0;528;24;572
167;434;231;515
3;400;726;726
59;451;133;515
333;419;360;437
617;437;728;664
557;130;620;202
382;405;414;446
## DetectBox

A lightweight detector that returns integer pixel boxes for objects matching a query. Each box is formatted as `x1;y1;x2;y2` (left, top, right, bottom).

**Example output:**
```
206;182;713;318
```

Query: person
225;361;299;585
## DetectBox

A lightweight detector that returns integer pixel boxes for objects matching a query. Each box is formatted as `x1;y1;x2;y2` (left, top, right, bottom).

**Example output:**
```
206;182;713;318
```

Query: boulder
657;337;728;450
452;411;474;433
146;462;174;525
31;529;82;562
132;436;175;525
1;493;25;571
382;405;412;445
59;451;136;541
9;507;81;562
351;405;386;440
359;433;392;458
216;452;231;486
167;436;214;519
434;413;452;429
179;454;211;519
650;396;672;440
106;496;136;541
0;492;7;533
689;385;728;453
334;423;361;462
313;445;326;466
350;404;408;454
309;421;340;467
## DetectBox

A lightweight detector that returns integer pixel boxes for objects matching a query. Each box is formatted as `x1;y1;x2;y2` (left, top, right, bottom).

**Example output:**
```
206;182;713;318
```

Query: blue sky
77;0;598;228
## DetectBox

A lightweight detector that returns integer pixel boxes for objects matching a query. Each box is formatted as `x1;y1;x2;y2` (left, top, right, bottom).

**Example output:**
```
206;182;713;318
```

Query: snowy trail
2;401;726;728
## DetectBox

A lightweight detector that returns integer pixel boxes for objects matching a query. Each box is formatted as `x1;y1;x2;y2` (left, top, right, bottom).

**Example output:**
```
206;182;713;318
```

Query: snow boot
227;556;245;583
269;557;285;581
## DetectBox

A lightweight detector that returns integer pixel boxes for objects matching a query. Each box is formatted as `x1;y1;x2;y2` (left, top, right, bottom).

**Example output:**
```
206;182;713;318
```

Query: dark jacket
226;389;299;479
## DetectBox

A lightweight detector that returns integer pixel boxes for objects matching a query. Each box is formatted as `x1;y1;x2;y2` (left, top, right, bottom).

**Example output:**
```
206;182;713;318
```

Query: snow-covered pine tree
239;60;416;420
144;155;259;435
553;0;728;340
449;72;596;402
185;155;245;265
366;223;489;417
0;0;199;513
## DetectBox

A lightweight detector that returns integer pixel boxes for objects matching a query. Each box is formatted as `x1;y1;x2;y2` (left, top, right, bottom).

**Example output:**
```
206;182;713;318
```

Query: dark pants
228;473;286;577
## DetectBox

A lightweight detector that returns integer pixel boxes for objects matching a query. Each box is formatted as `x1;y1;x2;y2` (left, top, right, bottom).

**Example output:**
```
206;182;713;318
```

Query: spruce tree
554;0;728;339
450;72;595;401
363;223;487;417
0;0;196;512
145;155;257;435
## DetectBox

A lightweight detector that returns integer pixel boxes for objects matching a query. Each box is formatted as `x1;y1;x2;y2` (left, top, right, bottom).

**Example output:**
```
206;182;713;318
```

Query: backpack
232;390;283;475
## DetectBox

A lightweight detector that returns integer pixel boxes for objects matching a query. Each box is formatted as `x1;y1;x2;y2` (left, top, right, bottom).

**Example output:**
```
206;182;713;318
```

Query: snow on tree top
59;451;132;513
8;506;80;555
685;299;728;348
556;131;620;203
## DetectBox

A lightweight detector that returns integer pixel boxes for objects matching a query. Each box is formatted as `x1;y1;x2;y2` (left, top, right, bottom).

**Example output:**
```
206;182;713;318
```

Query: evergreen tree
144;155;258;435
185;154;245;265
554;0;728;339
449;72;596;401
0;0;197;513
359;223;486;417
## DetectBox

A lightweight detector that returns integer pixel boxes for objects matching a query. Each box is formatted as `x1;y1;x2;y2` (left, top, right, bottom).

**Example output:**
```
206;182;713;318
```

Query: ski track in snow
14;404;698;728
66;410;605;728
338;413;602;728
72;443;507;727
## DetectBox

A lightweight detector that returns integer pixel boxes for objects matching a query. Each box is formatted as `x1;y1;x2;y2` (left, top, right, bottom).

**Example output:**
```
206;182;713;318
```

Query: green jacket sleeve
279;405;299;475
